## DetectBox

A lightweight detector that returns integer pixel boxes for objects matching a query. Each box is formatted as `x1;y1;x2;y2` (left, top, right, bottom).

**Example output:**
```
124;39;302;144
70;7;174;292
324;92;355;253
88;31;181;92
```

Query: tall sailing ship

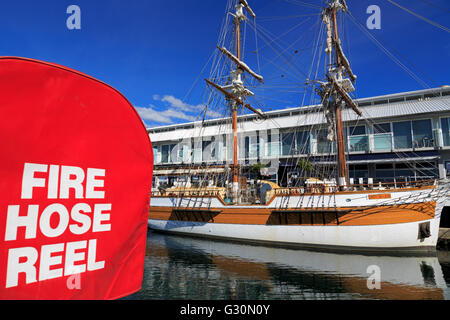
148;0;449;252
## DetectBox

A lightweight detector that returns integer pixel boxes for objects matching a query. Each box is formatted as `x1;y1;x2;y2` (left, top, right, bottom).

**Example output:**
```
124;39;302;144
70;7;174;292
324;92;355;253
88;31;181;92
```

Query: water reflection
130;231;450;300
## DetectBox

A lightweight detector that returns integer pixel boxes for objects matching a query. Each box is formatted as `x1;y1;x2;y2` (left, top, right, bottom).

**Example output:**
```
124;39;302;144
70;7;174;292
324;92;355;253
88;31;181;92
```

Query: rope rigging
385;0;450;34
160;0;450;208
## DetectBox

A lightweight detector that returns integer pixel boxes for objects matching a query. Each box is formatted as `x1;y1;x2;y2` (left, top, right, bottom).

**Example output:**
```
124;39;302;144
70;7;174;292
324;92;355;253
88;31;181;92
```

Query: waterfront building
148;86;450;190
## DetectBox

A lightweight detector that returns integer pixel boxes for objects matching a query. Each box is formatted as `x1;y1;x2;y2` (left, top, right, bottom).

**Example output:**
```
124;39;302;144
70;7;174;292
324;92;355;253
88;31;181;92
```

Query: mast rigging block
239;0;256;19
205;79;266;119
326;75;362;117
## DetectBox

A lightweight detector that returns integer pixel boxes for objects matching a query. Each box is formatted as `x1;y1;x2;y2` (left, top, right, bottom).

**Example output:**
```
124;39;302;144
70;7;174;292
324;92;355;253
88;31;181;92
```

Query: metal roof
344;97;450;121
148;88;450;142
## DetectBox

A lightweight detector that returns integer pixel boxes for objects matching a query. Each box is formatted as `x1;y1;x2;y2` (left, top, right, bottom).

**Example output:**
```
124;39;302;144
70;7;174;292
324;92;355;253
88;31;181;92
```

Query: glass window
416;169;438;178
374;134;392;151
349;136;369;152
415;161;438;179
153;147;158;164
282;132;294;156
161;144;174;163
296;131;310;154
316;130;334;154
377;163;393;170
375;163;394;180
374;123;391;134
202;139;217;161
161;145;168;163
192;140;202;163
393;121;412;149
169;144;175;162
211;143;216;160
349;125;366;136
373;123;392;151
441;118;450;146
202;140;211;161
257;135;264;158
445;161;450;177
243;136;250;159
395;163;410;169
267;133;280;157
412;119;433;148
248;136;259;159
349;165;369;179
394;164;415;179
395;169;414;178
182;144;191;162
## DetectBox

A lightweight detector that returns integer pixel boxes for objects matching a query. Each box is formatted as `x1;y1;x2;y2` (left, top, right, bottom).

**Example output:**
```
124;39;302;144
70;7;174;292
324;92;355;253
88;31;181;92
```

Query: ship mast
320;0;361;189
206;0;265;203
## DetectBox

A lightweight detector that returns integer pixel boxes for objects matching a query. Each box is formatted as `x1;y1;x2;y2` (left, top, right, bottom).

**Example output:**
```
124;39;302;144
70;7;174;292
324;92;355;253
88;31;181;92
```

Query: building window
244;136;250;159
412;119;434;148
153;147;158;164
281;132;295;156
202;139;216;162
296;131;311;155
393;121;412;149
211;138;216;160
316;129;334;154
192;139;202;163
375;163;395;181
375;162;437;182
415;161;438;179
441;118;450;147
161;144;175;164
349;165;369;180
374;123;391;134
267;132;280;157
373;123;392;151
395;163;415;179
445;161;450;177
349;125;366;136
249;136;259;159
375;163;414;182
348;125;368;152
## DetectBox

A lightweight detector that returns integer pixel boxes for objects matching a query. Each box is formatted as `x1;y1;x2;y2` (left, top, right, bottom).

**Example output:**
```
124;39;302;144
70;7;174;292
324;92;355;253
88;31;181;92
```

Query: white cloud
205;109;223;118
153;94;204;112
161;95;193;111
135;94;223;127
163;108;196;122
135;105;173;124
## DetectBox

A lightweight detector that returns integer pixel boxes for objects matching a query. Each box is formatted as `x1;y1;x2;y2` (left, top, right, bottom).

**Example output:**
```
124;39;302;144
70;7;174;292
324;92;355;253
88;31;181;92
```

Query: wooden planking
149;202;436;226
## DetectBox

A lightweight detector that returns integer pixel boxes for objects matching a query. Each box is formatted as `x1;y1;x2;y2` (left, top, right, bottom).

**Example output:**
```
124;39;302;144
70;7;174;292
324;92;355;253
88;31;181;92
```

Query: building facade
148;86;450;188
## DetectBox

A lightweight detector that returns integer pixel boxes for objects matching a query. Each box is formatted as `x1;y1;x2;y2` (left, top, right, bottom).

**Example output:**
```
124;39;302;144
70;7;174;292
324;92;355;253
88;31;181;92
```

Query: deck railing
274;179;436;195
151;179;436;197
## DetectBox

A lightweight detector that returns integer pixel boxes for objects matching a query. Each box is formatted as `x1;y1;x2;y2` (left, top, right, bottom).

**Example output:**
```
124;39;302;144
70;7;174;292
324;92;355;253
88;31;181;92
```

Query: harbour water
128;230;450;300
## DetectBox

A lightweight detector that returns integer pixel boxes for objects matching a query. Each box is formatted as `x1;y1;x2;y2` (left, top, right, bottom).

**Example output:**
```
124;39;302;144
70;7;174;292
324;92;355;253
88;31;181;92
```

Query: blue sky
0;0;448;128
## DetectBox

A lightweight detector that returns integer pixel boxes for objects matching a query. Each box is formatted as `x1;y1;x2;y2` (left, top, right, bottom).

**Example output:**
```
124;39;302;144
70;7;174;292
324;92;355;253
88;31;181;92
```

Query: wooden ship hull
148;184;446;252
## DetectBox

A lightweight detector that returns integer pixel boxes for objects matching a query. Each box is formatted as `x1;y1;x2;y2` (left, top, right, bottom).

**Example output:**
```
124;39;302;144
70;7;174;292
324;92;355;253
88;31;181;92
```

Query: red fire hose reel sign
0;57;153;300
